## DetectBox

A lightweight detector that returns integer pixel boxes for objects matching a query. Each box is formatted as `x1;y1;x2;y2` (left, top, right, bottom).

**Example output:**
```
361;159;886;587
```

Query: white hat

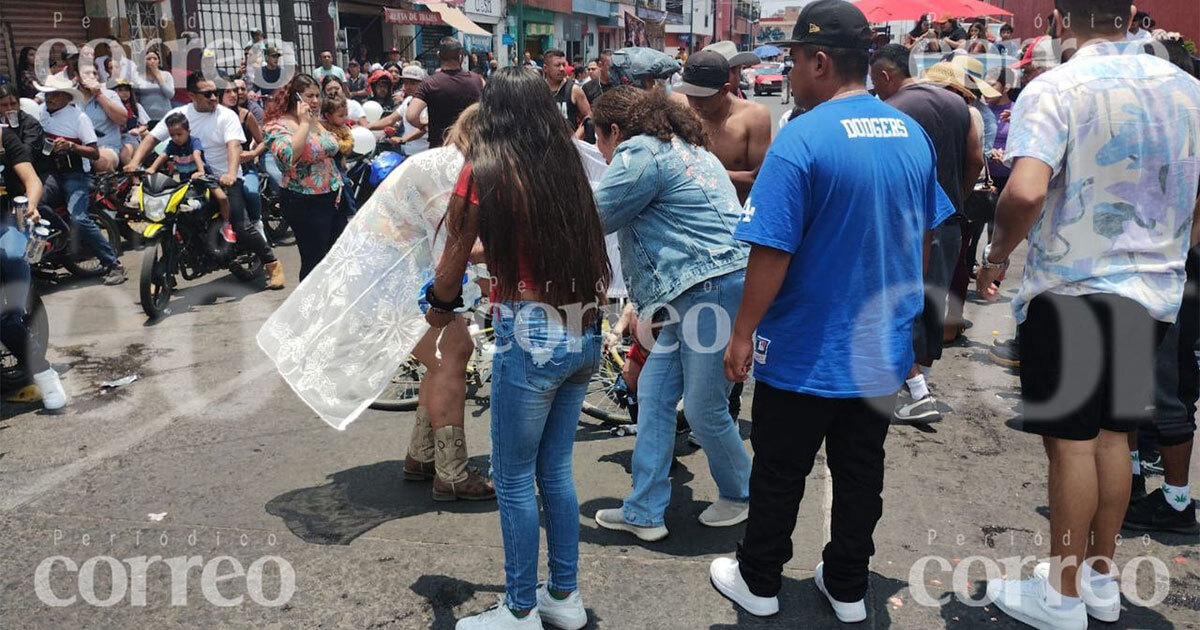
703;41;760;67
370;63;384;73
401;64;427;81
32;72;84;104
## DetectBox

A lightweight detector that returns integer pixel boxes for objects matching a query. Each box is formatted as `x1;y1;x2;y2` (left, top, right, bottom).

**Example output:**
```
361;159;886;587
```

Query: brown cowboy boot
432;425;495;501
264;260;285;290
404;406;435;481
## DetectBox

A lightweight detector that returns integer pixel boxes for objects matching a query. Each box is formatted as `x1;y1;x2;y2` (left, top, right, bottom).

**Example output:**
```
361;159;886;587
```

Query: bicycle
369;312;495;412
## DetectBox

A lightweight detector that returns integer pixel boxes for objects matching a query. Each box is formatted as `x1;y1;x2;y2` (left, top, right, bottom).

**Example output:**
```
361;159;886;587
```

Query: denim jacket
595;135;748;316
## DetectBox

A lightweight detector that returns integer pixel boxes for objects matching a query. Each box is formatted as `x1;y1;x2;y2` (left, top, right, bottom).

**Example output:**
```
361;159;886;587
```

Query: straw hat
923;57;1000;101
32;72;84;104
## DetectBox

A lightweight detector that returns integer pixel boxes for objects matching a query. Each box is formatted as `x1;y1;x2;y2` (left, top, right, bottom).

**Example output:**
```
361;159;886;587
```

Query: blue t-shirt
164;136;205;176
736;94;953;398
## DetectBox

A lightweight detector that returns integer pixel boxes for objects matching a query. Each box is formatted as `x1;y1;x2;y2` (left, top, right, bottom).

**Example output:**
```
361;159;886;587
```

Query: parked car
751;64;784;96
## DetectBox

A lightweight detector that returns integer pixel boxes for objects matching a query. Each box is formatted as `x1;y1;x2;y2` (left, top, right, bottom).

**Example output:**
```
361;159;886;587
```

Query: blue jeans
621;269;751;527
39;172;118;268
490;302;601;610
242;169;262;223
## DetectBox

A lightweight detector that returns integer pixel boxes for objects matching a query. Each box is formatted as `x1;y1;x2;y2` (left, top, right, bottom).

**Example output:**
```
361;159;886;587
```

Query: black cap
673;51;730;97
773;0;872;50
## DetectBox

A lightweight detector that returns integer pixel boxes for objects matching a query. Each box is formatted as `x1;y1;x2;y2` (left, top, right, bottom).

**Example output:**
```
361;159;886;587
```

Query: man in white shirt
126;72;284;289
33;74;126;285
313;51;346;82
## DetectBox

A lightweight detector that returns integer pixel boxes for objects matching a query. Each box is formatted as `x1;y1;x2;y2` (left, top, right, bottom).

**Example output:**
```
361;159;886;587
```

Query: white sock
1131;450;1141;476
1163;483;1192;512
906;374;930;401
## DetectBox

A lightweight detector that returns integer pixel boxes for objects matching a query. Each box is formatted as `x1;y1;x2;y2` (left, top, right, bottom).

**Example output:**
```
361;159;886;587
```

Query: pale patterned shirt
1005;41;1200;323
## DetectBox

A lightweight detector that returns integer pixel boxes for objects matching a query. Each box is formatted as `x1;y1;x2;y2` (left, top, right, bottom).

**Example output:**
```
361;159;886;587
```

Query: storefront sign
462;0;503;19
383;8;443;26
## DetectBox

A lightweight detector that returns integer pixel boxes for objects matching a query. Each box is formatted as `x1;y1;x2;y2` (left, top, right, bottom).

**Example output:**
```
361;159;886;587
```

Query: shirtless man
673;51;770;203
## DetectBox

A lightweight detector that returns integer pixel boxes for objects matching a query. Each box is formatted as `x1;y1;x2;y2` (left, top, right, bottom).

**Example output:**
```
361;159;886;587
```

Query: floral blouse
264;119;342;195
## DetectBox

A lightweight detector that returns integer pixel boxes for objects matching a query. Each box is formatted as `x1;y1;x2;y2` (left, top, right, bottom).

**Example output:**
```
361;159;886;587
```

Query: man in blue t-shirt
707;0;953;623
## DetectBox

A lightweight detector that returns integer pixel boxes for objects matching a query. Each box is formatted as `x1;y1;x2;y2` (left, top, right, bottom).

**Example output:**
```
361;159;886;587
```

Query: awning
425;2;492;37
526;23;555;36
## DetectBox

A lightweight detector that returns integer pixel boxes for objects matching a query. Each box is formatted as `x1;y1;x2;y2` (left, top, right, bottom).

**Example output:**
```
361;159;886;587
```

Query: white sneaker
535;584;587;630
594;508;668;542
1033;561;1120;622
32;368;67;412
698;498;749;527
814;562;867;623
986;575;1087;630
709;557;779;616
455;601;542;629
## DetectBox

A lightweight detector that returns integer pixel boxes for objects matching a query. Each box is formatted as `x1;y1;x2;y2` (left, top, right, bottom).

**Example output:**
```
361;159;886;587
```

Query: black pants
226;180;276;265
0;229;48;379
737;382;895;602
280;189;344;281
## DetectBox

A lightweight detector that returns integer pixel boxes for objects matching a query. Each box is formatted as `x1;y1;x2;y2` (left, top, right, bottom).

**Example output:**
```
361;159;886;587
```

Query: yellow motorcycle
134;172;262;319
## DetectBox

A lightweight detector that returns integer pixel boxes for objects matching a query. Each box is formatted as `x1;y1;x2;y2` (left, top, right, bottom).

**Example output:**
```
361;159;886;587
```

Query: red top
452;164;539;301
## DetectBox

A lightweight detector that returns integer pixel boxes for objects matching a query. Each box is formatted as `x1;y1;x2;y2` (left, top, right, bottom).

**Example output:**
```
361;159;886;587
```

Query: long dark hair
465;67;609;313
264;73;318;121
593;86;707;147
17;47;35;73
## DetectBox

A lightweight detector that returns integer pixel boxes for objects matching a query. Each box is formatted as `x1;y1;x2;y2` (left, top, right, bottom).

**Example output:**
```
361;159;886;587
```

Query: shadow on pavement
410;574;505;630
265;457;496;545
709;572;905;628
141;272;264;325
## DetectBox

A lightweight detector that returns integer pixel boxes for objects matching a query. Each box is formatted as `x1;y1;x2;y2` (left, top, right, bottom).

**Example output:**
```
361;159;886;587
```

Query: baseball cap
773;0;872;50
265;46;281;57
401;64;427;82
1009;35;1058;70
674;51;731;97
703;41;759;67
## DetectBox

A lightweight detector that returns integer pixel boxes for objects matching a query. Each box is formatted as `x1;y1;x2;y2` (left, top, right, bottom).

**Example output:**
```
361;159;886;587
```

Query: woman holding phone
262;74;344;280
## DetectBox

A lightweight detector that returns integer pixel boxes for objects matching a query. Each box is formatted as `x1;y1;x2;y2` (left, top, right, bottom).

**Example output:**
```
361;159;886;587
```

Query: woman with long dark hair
16;47;38;99
262;73;344;280
426;67;608;630
134;48;175;122
589;86;751;541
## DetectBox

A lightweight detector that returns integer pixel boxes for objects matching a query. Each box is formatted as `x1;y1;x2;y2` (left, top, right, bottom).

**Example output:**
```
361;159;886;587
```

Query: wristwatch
981;244;1009;271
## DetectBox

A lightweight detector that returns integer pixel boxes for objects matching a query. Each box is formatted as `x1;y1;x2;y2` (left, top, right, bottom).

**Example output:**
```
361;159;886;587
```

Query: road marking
0;362;277;512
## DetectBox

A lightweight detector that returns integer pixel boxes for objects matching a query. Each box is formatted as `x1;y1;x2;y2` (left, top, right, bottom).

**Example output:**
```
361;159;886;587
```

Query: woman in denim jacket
590;86;752;541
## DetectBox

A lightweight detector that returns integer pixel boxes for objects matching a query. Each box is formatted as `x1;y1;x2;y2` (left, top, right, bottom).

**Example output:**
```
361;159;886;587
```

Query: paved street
2;94;1198;629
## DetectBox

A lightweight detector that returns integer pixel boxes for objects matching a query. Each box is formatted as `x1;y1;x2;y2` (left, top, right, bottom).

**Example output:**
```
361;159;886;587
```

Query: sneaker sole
1085;603;1120;623
709;576;779;617
594;514;668;542
539;610;588;630
699;510;749;528
813;576;866;623
991;596;1070;630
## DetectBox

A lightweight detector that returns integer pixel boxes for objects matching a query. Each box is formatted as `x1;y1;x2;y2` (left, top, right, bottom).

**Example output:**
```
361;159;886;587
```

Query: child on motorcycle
146;113;235;243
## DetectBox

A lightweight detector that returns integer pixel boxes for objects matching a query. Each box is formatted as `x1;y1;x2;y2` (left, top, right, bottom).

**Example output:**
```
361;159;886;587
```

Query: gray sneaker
892;393;942;424
103;264;128;286
594;508;668;542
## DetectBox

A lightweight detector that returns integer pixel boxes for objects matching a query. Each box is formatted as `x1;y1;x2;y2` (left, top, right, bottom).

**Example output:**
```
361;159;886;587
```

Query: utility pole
518;0;525;63
689;0;695;53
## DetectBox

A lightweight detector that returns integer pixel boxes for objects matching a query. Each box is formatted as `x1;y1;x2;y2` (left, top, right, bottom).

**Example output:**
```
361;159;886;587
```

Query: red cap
1010;35;1057;70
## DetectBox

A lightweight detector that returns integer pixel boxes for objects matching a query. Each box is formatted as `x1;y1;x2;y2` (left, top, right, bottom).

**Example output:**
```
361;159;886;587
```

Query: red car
751;64;785;96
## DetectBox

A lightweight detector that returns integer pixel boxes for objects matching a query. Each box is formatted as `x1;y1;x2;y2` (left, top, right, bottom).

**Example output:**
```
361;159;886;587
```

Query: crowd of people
5;0;1200;628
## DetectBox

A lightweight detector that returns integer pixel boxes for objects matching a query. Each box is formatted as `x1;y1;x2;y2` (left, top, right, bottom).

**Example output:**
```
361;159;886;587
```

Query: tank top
553;79;578;128
238;108;257;172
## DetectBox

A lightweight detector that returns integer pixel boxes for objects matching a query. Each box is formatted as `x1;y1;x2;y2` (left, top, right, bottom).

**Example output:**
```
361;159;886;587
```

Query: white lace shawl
256;148;465;430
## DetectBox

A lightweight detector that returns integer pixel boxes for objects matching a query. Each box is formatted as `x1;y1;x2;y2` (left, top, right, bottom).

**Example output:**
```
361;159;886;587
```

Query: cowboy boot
432;425;495;502
404;406;436;481
264;260;285;290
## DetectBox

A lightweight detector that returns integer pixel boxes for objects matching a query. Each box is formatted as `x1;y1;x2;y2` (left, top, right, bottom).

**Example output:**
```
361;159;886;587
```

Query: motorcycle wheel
140;236;174;319
64;209;125;278
0;290;49;393
262;194;292;244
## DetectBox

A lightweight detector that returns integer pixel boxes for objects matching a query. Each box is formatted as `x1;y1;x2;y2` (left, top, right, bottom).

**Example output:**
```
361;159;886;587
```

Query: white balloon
350;125;377;156
19;98;40;119
362;100;383;124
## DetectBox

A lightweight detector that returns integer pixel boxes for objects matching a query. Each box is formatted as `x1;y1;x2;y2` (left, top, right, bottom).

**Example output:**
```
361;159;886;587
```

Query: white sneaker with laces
709;557;779;616
1033;561;1120;622
32;368;67;411
814;562;867;623
986;575;1087;630
455;601;542;629
535;584;587;630
594;508;668;542
698;498;749;527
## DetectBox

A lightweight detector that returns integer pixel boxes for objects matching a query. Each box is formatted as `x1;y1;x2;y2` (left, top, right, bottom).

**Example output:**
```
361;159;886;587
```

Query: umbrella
853;0;962;23
754;44;782;58
947;0;1013;18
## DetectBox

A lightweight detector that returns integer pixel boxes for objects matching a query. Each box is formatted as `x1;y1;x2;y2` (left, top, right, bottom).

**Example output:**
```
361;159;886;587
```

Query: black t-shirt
583;79;614;104
945;27;968;42
413;69;483;149
0;123;33;199
886;83;971;214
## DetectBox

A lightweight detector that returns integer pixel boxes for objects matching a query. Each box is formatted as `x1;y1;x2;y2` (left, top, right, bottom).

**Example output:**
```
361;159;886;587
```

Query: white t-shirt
398;96;429;156
39;103;99;173
149;104;246;177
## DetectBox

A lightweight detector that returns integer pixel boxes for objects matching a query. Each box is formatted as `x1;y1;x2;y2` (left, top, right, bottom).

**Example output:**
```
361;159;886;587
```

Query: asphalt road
1;95;1198;629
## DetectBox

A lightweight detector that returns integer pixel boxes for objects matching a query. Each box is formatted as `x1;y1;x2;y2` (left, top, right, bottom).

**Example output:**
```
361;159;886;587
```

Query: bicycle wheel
582;346;633;425
369;359;426;411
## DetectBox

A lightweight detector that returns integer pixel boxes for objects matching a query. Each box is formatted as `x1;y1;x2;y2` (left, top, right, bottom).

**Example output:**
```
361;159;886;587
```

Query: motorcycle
134;172;263;319
0;272;48;394
30;178;125;280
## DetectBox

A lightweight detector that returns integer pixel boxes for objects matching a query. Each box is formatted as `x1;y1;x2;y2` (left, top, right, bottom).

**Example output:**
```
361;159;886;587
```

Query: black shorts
1016;292;1168;441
